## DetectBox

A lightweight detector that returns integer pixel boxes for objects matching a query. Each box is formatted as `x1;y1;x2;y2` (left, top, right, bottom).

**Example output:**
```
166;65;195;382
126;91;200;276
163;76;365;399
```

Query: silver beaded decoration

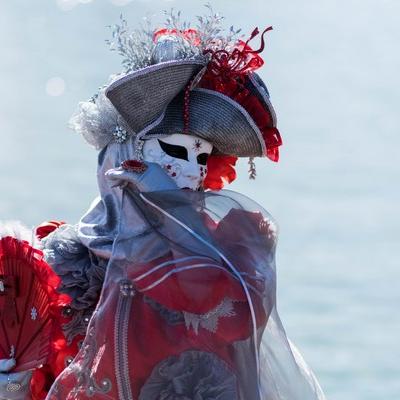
64;355;74;367
87;385;95;396
101;379;111;391
134;137;145;160
6;382;21;392
62;306;73;318
112;125;128;144
119;279;135;297
31;307;38;320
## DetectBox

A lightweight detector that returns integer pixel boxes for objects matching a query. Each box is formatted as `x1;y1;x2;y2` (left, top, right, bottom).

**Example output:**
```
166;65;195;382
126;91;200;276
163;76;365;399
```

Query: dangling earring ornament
248;157;257;179
133;136;145;161
183;78;195;134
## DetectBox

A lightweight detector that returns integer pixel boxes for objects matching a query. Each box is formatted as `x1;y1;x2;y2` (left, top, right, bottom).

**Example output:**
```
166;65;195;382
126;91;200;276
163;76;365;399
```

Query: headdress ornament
69;7;282;189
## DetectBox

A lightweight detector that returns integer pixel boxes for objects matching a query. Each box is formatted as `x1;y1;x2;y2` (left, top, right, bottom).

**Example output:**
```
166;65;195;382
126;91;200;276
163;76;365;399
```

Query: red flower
200;26;283;162
204;155;238;190
153;28;201;46
36;221;65;240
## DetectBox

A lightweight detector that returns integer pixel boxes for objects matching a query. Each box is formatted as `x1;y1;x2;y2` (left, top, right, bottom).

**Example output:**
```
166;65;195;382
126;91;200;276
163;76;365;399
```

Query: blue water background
0;1;399;399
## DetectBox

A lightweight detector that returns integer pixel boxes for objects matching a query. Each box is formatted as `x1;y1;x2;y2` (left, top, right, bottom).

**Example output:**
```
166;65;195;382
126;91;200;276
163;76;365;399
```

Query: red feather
0;236;60;372
204;155;238;190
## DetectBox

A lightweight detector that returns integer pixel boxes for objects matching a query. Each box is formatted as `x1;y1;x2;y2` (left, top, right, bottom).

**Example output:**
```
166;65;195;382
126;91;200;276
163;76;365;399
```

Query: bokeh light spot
45;77;66;97
109;0;134;5
56;0;94;11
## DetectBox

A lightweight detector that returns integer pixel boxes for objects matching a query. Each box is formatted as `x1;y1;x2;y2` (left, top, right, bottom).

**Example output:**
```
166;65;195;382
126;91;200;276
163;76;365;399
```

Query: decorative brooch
121;160;148;174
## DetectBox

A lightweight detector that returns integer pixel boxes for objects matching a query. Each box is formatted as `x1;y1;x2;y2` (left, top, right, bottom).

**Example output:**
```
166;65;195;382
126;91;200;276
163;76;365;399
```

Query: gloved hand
106;159;217;262
0;359;32;400
105;160;178;192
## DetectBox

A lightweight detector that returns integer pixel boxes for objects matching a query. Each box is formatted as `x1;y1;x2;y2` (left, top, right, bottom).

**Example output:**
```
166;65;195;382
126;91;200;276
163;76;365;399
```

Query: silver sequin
6;382;21;392
31;307;38;320
112;125;128;144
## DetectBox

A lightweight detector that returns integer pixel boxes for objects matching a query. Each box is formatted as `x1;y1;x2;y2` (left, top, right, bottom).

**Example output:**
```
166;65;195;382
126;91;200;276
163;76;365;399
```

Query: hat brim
105;59;205;135
247;73;277;127
144;88;266;158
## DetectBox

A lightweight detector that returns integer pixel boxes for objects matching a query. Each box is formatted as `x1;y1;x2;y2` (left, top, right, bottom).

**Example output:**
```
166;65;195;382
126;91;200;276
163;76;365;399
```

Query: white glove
0;359;32;400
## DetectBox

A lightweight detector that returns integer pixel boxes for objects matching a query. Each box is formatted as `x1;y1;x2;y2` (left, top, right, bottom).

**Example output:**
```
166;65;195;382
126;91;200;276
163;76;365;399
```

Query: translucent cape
46;188;326;400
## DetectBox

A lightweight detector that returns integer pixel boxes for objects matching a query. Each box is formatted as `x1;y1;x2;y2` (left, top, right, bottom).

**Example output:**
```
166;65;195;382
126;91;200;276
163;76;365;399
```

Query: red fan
0;236;60;372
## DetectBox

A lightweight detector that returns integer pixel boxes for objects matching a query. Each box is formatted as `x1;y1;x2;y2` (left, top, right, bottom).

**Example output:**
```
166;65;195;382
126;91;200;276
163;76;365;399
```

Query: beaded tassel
183;79;194;134
248;157;257;179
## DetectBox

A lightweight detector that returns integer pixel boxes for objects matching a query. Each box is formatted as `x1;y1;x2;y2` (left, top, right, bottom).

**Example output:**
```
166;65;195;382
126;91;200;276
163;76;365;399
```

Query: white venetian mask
142;134;213;190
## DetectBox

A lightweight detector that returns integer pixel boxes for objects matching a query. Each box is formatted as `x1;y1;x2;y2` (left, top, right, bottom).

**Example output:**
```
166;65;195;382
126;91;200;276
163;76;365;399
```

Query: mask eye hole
158;140;188;161
197;153;209;166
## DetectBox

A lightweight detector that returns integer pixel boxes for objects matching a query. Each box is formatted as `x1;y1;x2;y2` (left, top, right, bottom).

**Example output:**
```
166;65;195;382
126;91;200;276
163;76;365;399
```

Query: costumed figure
0;9;326;400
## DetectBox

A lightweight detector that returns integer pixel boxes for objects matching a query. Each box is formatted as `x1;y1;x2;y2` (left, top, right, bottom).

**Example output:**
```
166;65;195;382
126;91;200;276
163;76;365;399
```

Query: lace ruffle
139;350;238;400
68;82;131;150
42;224;106;311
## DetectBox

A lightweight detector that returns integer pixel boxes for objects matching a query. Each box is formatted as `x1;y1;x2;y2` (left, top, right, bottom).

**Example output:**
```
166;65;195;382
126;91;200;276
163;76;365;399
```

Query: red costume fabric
43;201;276;400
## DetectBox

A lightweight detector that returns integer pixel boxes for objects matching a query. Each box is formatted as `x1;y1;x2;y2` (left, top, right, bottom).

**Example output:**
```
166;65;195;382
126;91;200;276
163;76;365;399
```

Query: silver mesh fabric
105;60;205;134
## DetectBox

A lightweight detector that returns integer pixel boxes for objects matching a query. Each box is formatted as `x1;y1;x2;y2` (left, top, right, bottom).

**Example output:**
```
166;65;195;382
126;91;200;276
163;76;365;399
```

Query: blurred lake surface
0;1;399;399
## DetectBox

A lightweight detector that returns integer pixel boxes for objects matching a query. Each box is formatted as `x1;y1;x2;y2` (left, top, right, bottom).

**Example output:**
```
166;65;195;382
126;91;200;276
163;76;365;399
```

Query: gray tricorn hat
104;28;281;159
105;64;278;158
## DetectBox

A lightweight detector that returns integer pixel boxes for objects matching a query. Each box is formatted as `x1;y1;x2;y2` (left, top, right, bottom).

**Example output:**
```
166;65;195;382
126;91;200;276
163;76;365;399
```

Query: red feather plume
204;155;238;190
0;236;61;372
